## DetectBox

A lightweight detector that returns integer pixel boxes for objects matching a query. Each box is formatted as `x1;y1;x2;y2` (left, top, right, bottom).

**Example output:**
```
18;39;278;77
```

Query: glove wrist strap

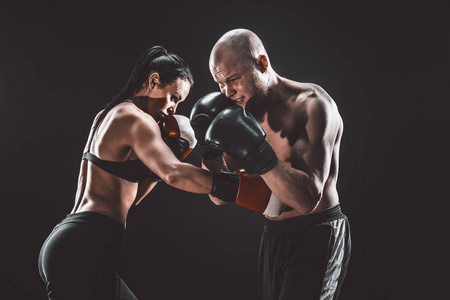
240;140;278;175
211;170;239;202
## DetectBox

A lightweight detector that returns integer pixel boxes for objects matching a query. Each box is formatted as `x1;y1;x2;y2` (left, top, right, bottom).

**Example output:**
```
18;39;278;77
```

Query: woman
38;46;227;299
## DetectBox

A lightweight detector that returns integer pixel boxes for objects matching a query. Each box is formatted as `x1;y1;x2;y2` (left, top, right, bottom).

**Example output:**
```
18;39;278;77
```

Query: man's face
210;48;265;108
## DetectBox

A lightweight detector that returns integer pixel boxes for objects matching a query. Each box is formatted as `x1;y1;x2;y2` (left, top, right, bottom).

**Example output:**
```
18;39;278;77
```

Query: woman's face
147;78;191;122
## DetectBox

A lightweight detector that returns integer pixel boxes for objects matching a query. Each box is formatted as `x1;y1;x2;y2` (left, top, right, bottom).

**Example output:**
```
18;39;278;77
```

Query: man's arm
261;100;340;214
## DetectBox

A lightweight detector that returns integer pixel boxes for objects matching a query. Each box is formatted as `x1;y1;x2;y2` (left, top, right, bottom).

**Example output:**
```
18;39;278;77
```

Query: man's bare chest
260;119;293;166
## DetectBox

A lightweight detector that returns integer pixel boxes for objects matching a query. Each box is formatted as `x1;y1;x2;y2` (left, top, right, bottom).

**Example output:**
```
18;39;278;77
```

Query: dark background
1;0;448;299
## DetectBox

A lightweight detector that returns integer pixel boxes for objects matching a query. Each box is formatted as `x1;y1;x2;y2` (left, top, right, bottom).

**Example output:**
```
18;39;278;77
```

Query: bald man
198;29;351;300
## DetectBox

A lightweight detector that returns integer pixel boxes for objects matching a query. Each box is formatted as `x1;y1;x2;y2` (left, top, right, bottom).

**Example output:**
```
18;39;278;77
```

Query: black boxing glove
190;92;234;160
205;106;278;175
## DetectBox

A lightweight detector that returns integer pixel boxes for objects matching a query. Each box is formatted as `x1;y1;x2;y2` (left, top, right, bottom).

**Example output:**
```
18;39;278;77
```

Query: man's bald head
209;29;269;71
208;29;272;109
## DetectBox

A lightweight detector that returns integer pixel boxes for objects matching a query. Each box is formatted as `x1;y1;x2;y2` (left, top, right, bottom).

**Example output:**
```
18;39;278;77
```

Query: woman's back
71;102;158;224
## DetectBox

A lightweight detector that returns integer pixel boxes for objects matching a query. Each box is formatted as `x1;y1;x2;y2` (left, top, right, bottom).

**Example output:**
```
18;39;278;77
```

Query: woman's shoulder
111;101;140;115
110;102;158;130
107;102;144;122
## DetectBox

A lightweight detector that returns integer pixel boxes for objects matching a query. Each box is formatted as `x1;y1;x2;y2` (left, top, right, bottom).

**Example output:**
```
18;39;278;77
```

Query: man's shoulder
277;79;338;116
301;83;337;109
288;83;341;125
287;83;325;107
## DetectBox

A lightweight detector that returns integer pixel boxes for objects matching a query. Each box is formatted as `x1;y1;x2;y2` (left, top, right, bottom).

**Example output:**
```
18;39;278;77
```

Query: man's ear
149;73;160;89
256;55;269;73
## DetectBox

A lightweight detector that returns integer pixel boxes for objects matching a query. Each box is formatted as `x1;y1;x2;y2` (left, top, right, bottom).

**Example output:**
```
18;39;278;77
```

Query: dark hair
93;46;194;133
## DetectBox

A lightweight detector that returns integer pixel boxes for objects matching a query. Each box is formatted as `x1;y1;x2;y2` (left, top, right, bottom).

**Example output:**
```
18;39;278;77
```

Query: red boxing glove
237;170;286;216
235;170;271;213
161;114;197;161
211;169;287;217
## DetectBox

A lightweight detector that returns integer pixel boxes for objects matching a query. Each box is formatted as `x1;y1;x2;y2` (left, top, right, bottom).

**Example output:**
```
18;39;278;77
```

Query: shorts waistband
265;204;344;234
57;211;125;231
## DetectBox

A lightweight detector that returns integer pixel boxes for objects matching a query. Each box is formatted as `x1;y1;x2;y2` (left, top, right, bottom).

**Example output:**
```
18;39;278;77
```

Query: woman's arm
128;114;214;194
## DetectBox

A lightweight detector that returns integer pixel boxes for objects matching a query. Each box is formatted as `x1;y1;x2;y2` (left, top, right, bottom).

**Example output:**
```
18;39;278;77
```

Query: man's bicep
291;104;336;184
291;138;330;183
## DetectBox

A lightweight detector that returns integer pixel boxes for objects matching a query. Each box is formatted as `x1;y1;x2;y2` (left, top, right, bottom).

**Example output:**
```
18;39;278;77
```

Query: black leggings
38;211;138;300
258;205;351;300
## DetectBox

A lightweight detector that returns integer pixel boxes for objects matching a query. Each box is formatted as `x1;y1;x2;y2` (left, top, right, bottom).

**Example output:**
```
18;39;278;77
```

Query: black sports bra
82;110;158;182
82;152;155;183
